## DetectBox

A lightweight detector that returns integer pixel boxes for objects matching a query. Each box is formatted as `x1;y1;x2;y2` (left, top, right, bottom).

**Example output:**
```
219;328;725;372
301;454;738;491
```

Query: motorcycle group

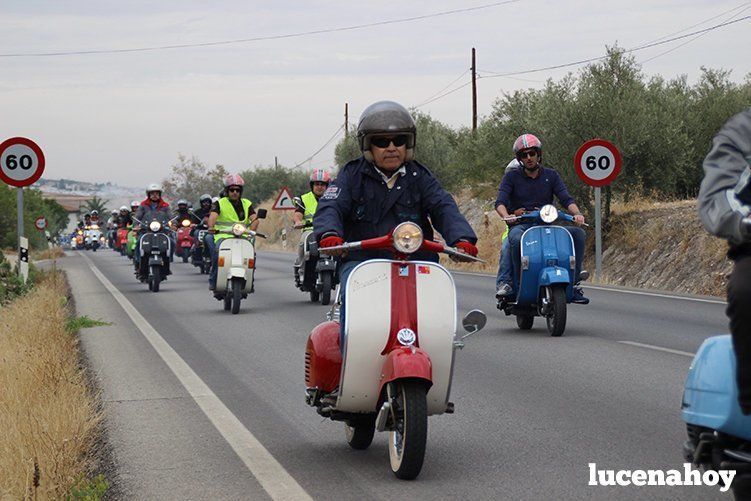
70;101;749;493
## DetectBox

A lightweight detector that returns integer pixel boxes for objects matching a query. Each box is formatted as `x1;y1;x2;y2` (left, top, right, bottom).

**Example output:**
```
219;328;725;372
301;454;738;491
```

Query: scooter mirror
256;208;268;219
293;197;305;210
462;309;487;334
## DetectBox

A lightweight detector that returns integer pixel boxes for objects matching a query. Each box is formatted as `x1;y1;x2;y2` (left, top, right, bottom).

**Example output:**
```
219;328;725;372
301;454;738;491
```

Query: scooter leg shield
378;347;433;396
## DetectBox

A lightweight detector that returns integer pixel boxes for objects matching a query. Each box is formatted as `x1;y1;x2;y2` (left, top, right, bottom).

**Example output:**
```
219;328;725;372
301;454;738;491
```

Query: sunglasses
370;135;409;148
519;150;538;159
227;187;242;193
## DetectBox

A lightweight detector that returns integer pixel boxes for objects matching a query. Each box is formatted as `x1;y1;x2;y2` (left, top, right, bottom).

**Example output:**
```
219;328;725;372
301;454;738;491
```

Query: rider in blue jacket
314;101;478;342
494;134;589;304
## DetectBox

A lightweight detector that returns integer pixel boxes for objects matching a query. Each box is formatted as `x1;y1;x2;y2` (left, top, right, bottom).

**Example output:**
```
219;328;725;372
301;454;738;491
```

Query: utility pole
275;156;278;168
471;47;478;134
344;102;349;138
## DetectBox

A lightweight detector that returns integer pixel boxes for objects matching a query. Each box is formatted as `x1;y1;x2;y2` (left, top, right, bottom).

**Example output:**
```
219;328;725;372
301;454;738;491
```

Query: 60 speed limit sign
573;139;621;187
0;137;46;188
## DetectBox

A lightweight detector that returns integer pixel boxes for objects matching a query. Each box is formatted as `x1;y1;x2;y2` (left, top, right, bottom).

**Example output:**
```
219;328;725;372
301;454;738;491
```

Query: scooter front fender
229;267;247;279
538;266;571;287
378;346;433;396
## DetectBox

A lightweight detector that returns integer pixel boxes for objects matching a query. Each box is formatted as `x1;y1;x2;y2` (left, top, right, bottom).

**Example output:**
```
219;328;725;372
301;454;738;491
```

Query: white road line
451;270;726;304
618;341;694;358
79;252;312;501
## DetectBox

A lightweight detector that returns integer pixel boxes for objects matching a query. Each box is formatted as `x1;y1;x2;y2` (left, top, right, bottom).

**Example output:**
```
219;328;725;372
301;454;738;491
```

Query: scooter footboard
338;260;456;415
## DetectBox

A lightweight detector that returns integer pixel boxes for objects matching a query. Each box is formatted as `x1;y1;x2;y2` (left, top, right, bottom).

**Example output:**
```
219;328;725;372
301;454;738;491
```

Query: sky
0;0;749;189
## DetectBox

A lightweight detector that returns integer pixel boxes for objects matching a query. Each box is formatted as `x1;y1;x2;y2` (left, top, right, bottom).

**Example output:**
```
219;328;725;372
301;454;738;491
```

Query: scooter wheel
516;315;534;330
320;271;332;306
546;285;567;337
388;381;428;480
344;416;376;450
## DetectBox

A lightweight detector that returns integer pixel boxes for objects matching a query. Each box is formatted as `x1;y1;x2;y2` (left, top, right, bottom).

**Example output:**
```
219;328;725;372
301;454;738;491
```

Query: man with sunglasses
206;173;259;293
495;133;589;304
314;100;478;346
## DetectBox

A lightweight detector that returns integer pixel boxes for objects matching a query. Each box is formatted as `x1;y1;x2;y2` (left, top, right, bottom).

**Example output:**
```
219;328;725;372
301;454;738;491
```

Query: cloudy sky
1;0;749;188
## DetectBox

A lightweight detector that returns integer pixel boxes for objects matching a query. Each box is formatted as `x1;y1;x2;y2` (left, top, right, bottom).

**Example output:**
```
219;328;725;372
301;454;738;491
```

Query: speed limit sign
574;139;621;187
34;216;47;230
0;137;46;188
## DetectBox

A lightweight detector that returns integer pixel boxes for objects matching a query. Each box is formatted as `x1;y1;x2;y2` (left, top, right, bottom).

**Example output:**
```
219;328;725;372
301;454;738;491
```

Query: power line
413;80;473;109
293;124;345;168
641;5;751;64
641;1;750;46
0;0;523;58
413;68;470;108
479;15;751;79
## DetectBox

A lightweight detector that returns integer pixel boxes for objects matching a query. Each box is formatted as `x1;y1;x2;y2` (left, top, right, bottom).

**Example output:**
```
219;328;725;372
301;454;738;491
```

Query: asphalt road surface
64;248;730;500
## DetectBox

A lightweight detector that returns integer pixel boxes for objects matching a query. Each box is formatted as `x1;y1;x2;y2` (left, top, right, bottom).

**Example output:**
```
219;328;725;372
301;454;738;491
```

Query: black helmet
357;101;416;162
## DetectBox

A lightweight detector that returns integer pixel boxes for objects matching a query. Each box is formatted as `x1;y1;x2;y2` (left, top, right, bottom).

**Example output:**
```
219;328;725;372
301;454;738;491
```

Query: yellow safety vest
215;197;253;241
301;191;318;226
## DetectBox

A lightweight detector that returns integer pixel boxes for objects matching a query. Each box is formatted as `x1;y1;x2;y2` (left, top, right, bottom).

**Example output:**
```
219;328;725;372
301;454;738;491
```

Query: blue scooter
682;335;751;498
497;204;587;337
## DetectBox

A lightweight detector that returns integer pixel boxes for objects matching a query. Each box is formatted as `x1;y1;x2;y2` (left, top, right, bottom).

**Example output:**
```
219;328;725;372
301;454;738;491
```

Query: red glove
320;236;344;248
455;241;478;257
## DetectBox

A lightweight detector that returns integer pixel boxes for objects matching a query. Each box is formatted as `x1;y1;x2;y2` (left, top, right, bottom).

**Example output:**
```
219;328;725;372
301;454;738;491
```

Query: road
64;248;730;500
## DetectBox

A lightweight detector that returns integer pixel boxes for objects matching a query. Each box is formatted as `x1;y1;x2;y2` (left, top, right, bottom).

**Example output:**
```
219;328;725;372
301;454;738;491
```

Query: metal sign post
594;187;602;282
573;139;622;284
0;137;46;280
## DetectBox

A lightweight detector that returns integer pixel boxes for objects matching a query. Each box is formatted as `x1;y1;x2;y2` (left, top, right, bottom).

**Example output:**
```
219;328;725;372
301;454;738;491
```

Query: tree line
164;47;750;225
0;186;68;249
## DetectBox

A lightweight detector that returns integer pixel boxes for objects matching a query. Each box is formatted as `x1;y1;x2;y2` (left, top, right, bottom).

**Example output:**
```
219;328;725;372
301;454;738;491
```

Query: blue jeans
508;223;586;285
495;238;511;289
207;234;219;288
337;260;362;351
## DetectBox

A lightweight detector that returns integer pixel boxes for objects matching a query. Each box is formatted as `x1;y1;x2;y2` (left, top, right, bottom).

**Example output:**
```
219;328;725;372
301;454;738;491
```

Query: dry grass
0;272;102;499
31;247;66;261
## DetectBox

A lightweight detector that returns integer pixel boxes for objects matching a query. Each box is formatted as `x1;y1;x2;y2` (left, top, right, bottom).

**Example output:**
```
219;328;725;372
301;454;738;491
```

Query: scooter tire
150;266;161;293
309;287;320;303
388;381;428;480
320;271;332;306
516;315;534;330
182;254;188;263
344;415;376;450
223;289;231;311
231;278;243;314
546;285;567;337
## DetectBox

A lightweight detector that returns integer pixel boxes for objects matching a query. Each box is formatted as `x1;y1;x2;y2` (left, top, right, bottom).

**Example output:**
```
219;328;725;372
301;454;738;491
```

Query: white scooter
305;222;487;479
214;209;267;314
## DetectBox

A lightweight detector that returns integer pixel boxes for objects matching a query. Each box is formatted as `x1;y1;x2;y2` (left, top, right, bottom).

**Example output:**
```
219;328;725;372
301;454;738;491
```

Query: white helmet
119;205;129;212
505;159;520;172
146;183;163;195
130;200;139;208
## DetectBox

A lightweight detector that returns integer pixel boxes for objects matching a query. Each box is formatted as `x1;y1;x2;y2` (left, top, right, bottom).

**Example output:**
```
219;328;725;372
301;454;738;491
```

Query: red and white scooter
305;222;487;480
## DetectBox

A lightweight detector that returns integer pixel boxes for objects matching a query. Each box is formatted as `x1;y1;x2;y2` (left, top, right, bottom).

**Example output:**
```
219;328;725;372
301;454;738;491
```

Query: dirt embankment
594;200;730;297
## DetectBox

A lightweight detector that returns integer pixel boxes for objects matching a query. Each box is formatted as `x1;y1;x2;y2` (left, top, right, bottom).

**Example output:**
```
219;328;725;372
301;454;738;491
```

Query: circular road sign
0;137;46;188
574;139;621;187
34;216;47;231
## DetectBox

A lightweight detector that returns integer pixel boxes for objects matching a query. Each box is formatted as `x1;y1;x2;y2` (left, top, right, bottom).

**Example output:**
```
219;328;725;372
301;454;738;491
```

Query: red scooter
305;222;487;479
175;219;195;263
116;226;130;256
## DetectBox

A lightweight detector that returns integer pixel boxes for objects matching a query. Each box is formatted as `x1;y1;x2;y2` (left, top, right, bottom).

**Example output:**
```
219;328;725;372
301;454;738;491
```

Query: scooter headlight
392;222;423;254
232;223;247;237
90;224;99;230
540;204;558;224
149;221;162;232
181;219;191;227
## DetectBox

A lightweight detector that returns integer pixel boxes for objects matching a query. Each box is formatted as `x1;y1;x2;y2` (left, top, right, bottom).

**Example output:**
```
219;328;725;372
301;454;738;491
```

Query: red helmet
310;169;331;184
513;134;542;158
224;173;245;188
